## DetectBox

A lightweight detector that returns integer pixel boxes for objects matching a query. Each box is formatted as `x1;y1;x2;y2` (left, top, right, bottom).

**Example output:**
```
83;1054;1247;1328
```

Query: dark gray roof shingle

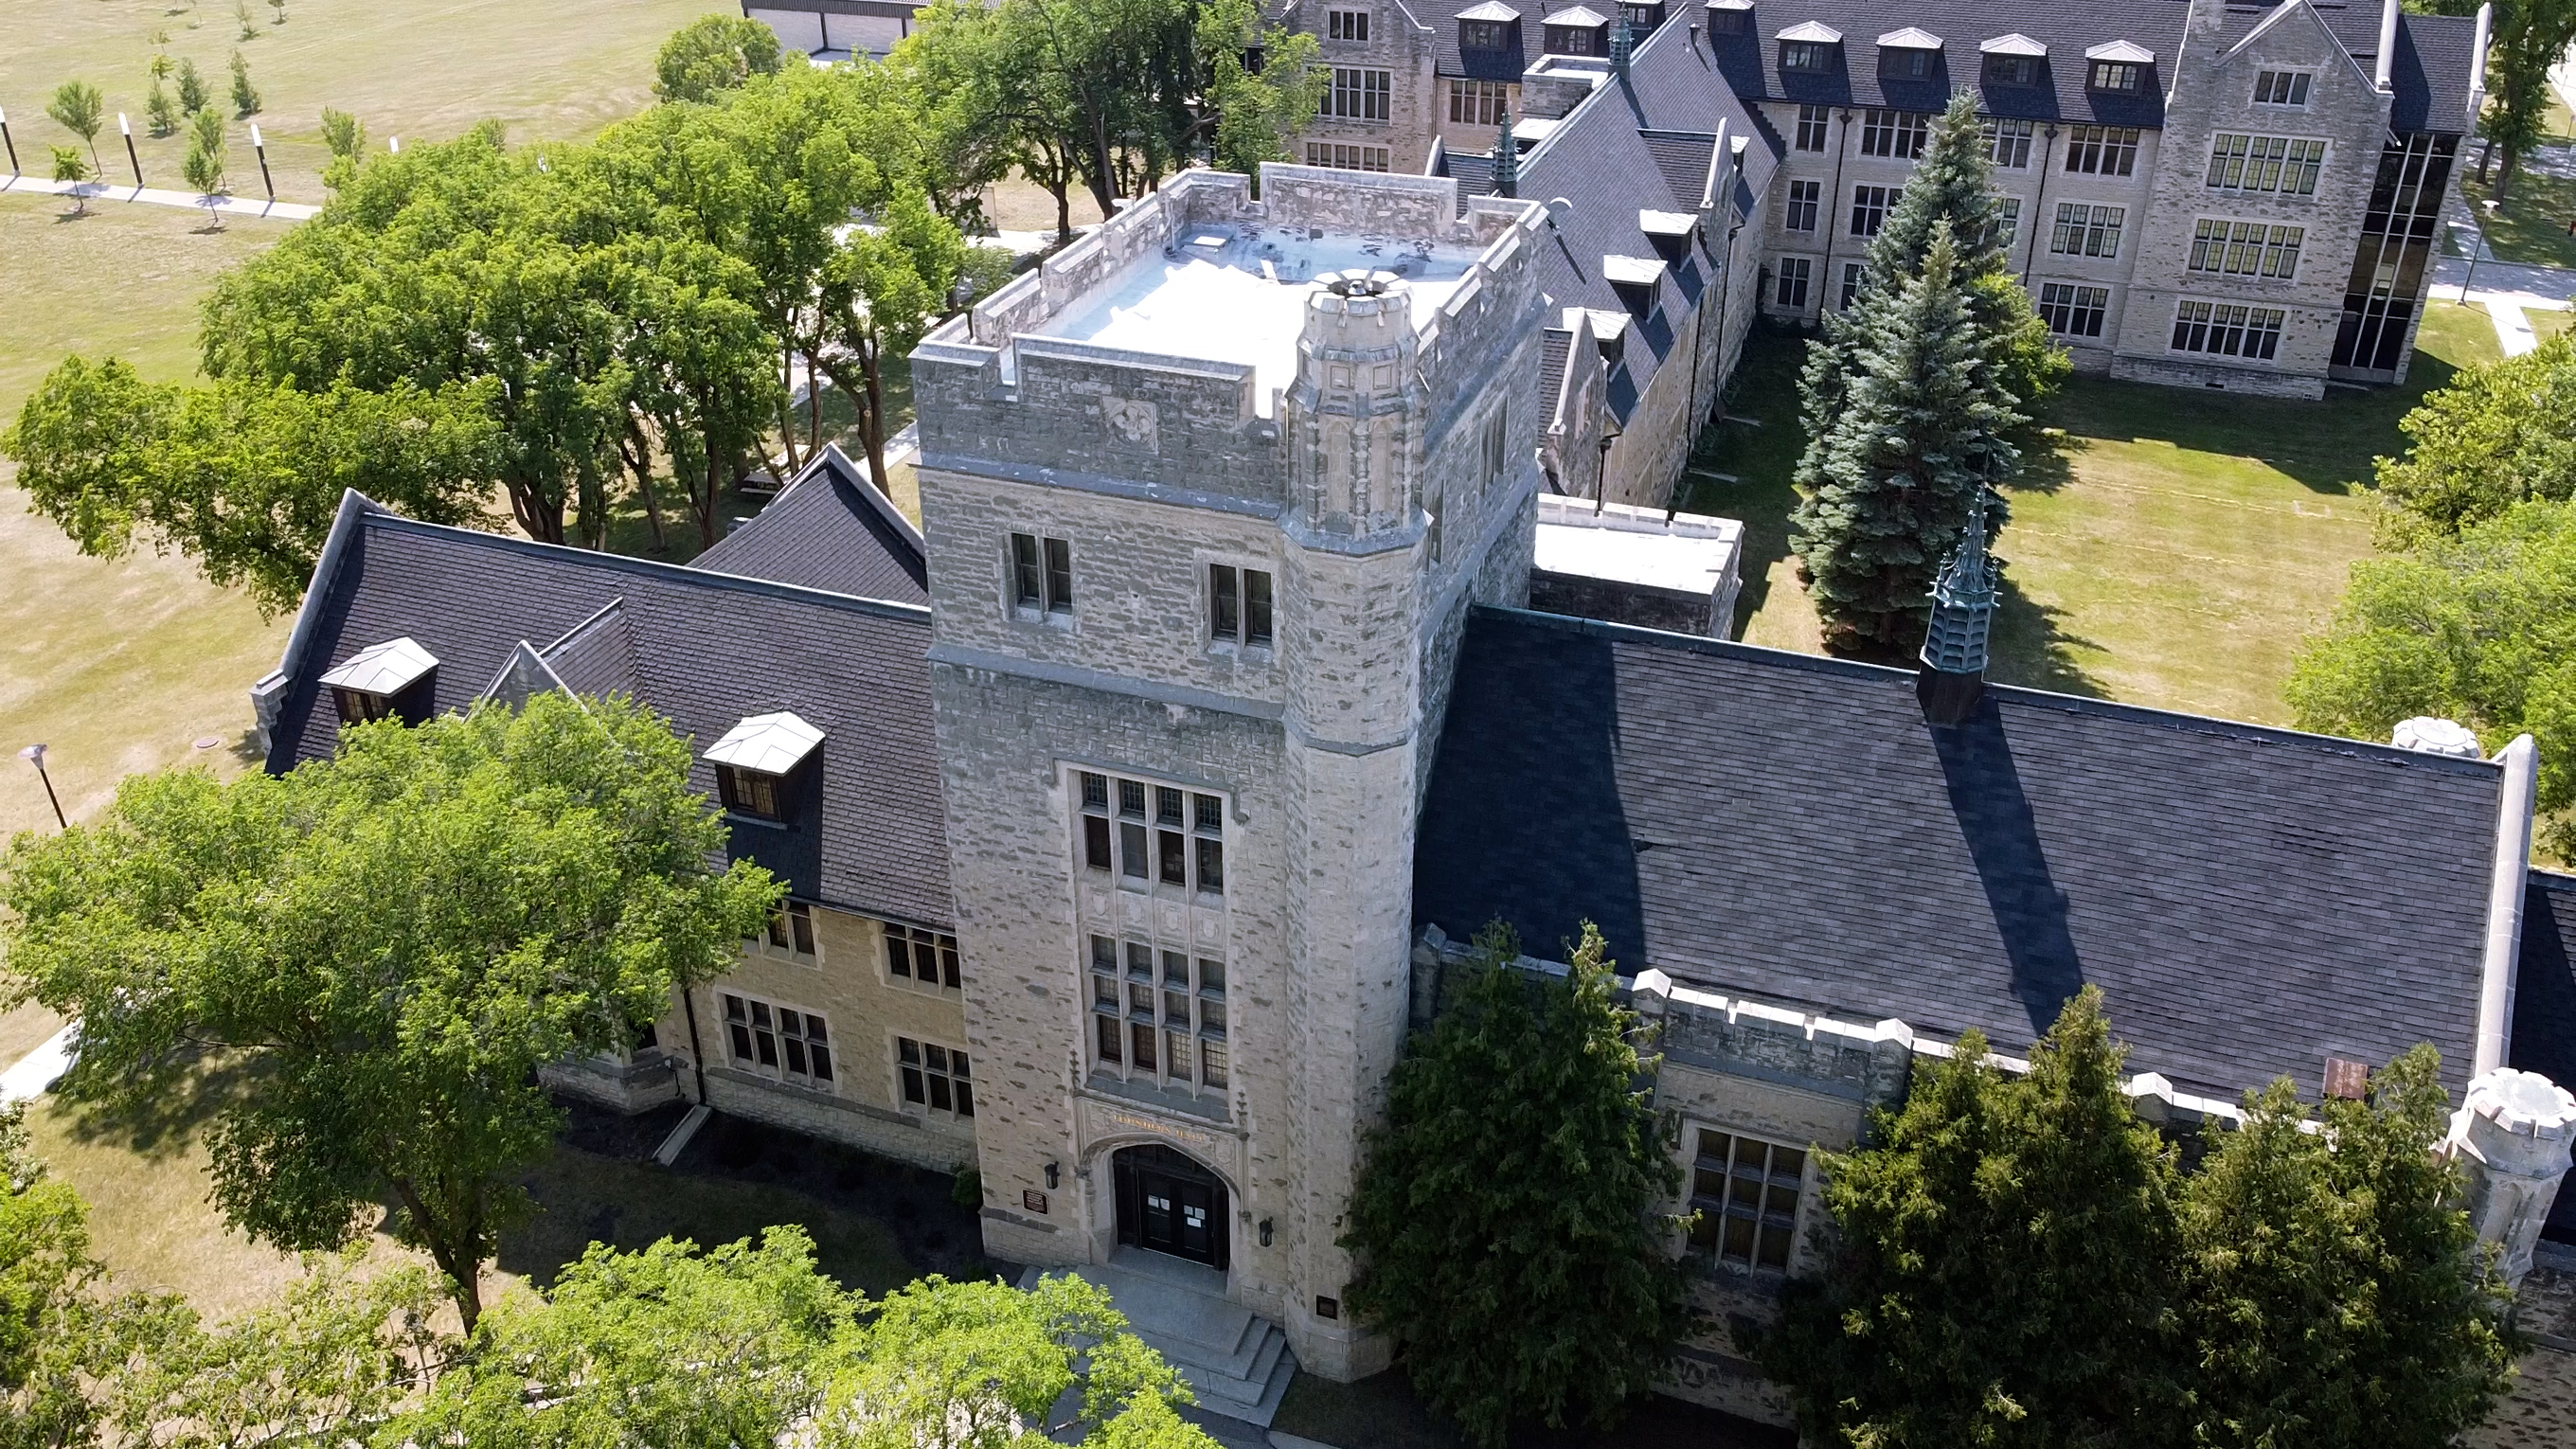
2513;870;2576;1239
1414;608;2503;1100
691;445;929;603
268;506;952;929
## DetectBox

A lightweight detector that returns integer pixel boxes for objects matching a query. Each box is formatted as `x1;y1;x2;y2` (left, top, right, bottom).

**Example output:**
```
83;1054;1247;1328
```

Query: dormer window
320;637;438;727
1543;5;1608;54
2084;41;2153;93
1705;0;1745;36
1458;1;1518;48
1619;2;1660;29
1979;34;2043;86
1876;28;1940;80
1777;22;1840;73
1637;209;1698;262
1604;256;1668;318
706;711;823;825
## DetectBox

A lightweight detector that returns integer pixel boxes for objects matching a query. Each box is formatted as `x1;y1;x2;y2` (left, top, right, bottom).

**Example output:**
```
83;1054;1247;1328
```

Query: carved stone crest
1102;397;1160;450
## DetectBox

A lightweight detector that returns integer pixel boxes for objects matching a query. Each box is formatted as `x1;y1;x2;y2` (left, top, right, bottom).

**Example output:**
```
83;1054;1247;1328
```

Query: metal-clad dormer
320;636;438;726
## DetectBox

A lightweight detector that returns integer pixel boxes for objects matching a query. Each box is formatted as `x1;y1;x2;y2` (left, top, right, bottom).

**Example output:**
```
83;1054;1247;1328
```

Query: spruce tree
1762;987;2184;1448
1792;224;2022;648
1342;922;1688;1449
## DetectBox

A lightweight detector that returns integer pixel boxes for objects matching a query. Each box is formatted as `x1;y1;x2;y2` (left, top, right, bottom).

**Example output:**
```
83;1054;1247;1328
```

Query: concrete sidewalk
2432;250;2576;358
1;172;317;222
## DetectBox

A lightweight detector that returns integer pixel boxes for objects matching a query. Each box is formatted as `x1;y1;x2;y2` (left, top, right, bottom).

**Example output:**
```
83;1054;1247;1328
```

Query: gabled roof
262;495;953;928
319;635;437;696
1415;607;2508;1102
1457;1;1522;19
2084;38;2154;62
1877;26;1942;48
1546;5;1609;24
1776;19;1842;41
1980;31;2046;55
707;711;827;775
691;444;928;604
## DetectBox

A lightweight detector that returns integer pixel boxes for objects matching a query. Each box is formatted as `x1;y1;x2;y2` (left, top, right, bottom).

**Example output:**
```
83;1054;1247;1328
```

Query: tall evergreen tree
1342;922;1689;1449
1792;224;2023;648
1761;988;2184;1448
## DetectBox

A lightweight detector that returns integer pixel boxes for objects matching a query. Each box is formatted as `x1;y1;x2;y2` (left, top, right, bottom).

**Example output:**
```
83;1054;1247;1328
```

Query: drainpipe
1816;109;1854;320
680;984;710;1104
2019;124;2060;288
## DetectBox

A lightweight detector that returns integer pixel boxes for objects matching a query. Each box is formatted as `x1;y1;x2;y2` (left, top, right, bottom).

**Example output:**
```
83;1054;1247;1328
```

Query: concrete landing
1020;1249;1297;1427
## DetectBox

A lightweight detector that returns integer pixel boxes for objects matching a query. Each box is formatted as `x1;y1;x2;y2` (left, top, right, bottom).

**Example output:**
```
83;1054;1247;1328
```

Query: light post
20;743;65;830
249;121;274;201
119;112;141;188
1;107;19;177
2460;198;2501;303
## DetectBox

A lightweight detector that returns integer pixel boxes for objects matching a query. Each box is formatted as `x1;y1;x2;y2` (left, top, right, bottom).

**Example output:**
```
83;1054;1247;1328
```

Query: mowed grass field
2;0;731;203
1688;302;2500;726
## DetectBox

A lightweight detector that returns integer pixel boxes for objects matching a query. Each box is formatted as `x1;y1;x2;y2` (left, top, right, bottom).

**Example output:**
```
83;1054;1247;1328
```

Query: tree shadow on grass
49;1046;264;1161
1986;570;2106;700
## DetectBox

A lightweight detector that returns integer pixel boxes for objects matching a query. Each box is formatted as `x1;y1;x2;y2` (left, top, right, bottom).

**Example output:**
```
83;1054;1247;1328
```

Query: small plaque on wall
1024;1190;1049;1215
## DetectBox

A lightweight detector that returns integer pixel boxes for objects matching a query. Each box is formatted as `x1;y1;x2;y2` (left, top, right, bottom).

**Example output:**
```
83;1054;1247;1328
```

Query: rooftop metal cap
1917;490;1998;725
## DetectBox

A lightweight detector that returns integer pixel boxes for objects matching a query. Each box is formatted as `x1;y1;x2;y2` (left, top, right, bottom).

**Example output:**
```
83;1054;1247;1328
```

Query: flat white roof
1036;224;1485;406
320;636;438;697
706;711;825;776
1534;498;1743;597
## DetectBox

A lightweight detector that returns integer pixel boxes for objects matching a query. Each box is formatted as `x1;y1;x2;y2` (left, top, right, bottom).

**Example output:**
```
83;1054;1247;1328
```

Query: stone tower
909;167;1547;1384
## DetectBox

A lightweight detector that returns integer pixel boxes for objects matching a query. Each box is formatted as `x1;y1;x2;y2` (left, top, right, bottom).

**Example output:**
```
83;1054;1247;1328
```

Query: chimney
1916;491;1997;726
2375;0;2399;91
2186;0;2227;45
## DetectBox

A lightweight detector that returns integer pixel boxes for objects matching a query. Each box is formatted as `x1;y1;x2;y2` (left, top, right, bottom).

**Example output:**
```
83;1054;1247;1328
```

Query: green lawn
2531;308;2574;345
21;1057;914;1322
1685;303;2499;726
4;0;730;205
2460;155;2576;271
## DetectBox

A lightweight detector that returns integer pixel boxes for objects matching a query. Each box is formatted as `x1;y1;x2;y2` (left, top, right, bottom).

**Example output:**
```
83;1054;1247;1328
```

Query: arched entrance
1112;1142;1230;1270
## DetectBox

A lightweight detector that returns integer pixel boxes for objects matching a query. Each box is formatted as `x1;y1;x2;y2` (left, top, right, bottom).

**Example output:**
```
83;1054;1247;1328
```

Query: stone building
1423;0;2486;401
251;165;2573;1429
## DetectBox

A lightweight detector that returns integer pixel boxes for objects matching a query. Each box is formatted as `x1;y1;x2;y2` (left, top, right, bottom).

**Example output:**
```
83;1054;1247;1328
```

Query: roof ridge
357;510;934;624
1474;604;2505;775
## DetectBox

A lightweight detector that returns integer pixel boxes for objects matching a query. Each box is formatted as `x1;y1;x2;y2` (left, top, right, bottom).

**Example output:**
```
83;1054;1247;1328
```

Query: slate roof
1413;608;2507;1100
691;444;928;604
2513;870;2576;1240
263;496;953;930
1707;0;2478;134
1486;21;1781;411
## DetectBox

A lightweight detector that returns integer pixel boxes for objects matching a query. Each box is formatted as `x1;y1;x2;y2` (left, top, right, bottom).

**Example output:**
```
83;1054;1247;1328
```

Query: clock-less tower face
908;166;1547;1382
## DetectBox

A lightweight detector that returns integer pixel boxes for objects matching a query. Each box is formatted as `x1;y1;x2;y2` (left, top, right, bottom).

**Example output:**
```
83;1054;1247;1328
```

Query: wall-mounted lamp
1044;1160;1061;1190
1259;1218;1274;1247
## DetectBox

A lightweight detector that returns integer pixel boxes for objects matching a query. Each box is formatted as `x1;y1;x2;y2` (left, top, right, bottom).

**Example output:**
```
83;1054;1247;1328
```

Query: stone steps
1019;1249;1297;1427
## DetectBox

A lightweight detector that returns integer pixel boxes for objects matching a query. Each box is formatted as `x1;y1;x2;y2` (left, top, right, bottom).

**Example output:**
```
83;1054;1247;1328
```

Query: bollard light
118;112;142;188
2;105;20;178
249;121;274;201
20;743;66;830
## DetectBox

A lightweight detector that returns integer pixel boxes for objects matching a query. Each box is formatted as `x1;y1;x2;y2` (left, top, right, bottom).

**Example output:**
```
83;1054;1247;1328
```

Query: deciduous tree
652;13;787;105
45;81;104;180
2288;496;2576;853
2371;332;2576;546
4;357;499;614
1342;922;1689;1449
0;693;780;1333
48;146;89;214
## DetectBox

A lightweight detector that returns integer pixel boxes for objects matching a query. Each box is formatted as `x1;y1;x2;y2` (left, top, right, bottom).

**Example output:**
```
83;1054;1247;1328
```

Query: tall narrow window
1981;116;2031;170
760;900;817;958
724;993;832;1087
1090;941;1232;1092
1011;533;1073;614
1209;564;1276;647
885;923;961;989
1081;771;1113;869
1775;256;1812;309
1850;185;1890;237
1327;8;1368;40
1794;105;1831;152
1784;179;1819;232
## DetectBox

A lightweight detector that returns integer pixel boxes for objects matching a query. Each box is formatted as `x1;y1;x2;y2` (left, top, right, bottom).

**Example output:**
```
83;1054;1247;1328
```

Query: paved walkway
1;172;317;222
0;1022;76;1104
